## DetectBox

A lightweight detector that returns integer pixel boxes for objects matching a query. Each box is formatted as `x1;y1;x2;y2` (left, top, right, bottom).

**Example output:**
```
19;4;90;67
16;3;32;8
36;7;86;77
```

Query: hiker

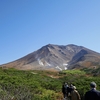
62;82;69;99
70;86;81;100
67;83;74;100
84;82;100;100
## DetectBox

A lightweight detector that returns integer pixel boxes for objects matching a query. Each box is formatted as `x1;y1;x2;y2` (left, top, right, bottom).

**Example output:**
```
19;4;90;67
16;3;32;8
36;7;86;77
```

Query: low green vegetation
0;67;100;100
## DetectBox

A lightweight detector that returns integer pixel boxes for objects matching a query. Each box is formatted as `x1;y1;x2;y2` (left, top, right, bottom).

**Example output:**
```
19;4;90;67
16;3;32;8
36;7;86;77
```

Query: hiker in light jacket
70;86;81;100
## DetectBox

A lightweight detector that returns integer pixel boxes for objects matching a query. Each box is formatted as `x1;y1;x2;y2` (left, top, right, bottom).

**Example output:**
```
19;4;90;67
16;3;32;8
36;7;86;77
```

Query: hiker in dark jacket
67;84;74;100
84;82;100;100
62;82;68;99
67;84;73;94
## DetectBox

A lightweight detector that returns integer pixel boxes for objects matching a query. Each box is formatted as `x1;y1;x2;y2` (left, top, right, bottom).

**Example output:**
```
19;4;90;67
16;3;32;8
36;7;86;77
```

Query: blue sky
0;0;100;64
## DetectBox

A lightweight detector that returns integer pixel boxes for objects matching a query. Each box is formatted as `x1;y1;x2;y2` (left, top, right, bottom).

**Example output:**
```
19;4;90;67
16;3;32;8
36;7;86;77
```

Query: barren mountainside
1;44;100;71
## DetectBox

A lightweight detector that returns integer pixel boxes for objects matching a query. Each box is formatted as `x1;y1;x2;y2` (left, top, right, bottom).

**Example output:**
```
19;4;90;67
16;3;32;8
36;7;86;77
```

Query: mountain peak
1;44;100;71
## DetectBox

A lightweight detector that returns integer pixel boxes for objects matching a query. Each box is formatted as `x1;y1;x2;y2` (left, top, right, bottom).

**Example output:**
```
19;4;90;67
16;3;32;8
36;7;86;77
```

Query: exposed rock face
1;44;100;71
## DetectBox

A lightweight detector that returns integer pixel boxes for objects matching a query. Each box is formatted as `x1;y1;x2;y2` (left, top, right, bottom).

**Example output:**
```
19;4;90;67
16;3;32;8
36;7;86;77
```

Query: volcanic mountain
1;44;100;71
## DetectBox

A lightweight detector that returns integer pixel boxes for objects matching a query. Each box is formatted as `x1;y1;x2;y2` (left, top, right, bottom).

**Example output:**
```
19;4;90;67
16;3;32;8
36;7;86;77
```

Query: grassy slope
0;68;100;100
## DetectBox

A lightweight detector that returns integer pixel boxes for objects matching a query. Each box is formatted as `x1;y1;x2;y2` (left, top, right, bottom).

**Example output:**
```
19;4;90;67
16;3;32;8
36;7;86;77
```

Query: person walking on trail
62;82;69;99
70;86;81;100
84;82;100;100
67;84;74;100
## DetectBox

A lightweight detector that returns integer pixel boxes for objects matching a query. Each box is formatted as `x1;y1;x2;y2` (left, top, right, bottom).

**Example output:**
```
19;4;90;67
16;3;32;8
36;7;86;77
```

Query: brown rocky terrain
1;44;100;71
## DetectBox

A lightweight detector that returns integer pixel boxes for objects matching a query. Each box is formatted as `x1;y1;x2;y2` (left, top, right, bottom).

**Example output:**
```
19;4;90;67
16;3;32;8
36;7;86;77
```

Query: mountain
1;44;100;71
68;48;100;69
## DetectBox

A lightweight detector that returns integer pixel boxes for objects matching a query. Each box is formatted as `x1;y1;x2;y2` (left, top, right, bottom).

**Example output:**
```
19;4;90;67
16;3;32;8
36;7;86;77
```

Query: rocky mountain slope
1;44;100;71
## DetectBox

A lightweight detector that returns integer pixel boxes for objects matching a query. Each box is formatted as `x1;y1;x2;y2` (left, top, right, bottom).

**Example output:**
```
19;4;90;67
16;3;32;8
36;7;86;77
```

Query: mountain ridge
1;44;100;71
